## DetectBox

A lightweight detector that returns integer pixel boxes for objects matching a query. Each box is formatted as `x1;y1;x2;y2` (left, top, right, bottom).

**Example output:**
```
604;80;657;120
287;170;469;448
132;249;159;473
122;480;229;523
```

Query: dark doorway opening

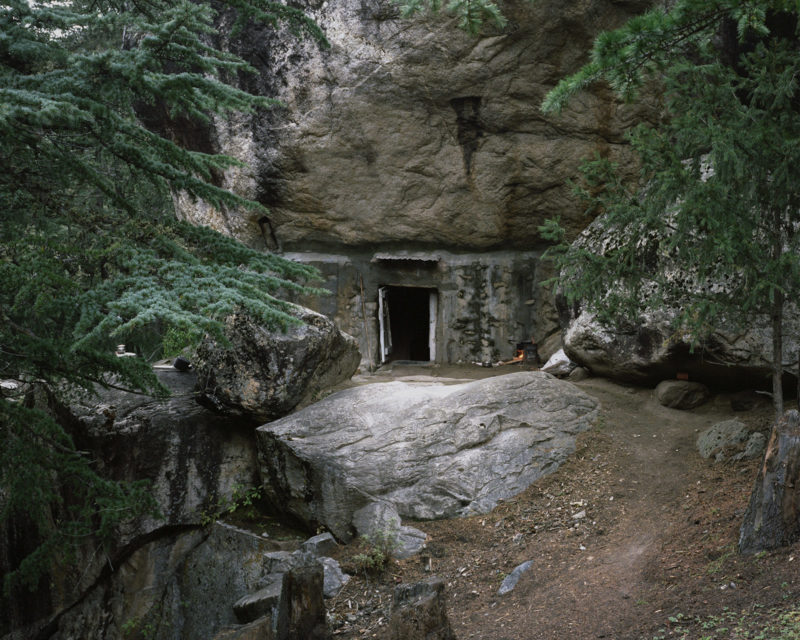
379;286;437;363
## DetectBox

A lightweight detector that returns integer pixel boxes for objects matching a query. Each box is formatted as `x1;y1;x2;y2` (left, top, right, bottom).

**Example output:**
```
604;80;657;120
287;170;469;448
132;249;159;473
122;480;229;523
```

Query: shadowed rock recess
256;371;598;540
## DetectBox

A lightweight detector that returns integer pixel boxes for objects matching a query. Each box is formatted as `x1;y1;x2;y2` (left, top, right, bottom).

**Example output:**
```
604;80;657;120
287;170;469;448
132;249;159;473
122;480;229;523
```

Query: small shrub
198;484;263;527
351;524;400;575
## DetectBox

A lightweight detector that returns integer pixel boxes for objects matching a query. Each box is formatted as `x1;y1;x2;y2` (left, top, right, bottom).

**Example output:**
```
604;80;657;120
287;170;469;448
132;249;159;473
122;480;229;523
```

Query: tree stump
274;564;329;640
739;410;800;554
389;578;456;640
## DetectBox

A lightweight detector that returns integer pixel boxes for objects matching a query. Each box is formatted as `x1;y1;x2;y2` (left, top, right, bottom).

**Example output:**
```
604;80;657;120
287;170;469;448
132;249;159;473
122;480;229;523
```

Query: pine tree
0;0;325;599
539;1;800;416
393;0;508;33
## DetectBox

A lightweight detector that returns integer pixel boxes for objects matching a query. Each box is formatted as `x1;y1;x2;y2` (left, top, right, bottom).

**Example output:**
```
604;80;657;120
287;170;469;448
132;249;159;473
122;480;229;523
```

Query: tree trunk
771;288;784;417
739;410;800;554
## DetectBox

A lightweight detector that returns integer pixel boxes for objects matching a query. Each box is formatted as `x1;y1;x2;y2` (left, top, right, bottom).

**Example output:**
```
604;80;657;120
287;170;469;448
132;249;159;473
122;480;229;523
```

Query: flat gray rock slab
498;560;533;595
233;579;282;624
256;372;598;540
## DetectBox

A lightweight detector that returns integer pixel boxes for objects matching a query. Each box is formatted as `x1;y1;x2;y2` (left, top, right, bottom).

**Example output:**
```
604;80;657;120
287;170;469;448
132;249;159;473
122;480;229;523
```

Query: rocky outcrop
68;369;261;544
4;314;356;639
51;523;283;640
47;522;347;640
195;305;360;422
559;216;800;388
562;305;800;387
177;0;656;252
2;370;263;639
256;371;598;540
9;364;357;640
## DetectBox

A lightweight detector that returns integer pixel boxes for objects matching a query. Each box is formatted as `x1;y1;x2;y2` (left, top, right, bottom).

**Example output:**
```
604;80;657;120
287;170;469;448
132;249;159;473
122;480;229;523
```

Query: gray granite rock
195;306;360;423
698;419;750;459
352;502;427;559
735;432;767;461
233;579;282;624
257;372;598;540
300;532;339;557
498;560;533;595
66;370;261;545
318;556;351;598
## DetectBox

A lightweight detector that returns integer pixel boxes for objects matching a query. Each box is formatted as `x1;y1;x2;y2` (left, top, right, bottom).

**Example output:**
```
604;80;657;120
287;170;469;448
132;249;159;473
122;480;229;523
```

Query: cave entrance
378;286;437;364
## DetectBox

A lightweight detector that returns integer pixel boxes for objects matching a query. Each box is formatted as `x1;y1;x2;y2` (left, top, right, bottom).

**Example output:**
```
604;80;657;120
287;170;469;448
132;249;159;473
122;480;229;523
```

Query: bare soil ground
323;365;800;640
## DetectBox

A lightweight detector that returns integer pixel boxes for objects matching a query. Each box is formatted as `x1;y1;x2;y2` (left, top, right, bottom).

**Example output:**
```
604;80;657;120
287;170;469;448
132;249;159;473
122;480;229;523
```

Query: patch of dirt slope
326;373;800;640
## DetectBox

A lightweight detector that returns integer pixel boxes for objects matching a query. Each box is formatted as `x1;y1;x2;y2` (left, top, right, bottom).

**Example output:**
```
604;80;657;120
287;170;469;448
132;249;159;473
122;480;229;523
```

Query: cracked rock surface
256;371;598;540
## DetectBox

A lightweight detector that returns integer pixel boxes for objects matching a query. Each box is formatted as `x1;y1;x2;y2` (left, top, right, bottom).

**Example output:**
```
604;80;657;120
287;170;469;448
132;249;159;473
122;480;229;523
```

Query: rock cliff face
181;0;657;252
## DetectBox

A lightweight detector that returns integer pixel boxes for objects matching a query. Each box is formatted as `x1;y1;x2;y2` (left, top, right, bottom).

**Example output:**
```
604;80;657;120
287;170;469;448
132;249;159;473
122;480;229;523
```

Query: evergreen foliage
539;1;800;415
540;0;800;113
0;0;324;598
394;0;508;34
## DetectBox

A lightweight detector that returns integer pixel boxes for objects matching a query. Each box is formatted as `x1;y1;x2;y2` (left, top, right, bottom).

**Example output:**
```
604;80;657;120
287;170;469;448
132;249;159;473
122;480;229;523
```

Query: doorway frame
377;285;438;364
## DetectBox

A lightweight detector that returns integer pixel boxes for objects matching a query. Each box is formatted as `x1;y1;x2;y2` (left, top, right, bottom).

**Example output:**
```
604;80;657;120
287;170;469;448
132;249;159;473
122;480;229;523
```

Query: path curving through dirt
328;371;786;640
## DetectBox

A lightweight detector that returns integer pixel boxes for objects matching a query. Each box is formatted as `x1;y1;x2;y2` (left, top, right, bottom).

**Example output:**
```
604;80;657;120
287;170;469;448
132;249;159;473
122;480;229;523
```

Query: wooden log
739;410;800;554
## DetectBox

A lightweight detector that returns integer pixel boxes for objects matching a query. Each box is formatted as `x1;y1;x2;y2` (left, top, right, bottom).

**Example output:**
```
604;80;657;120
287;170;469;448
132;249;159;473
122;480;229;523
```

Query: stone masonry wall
285;250;556;367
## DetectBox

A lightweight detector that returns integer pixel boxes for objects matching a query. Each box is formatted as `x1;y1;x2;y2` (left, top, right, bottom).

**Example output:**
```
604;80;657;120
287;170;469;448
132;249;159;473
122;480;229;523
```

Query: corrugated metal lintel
371;252;440;263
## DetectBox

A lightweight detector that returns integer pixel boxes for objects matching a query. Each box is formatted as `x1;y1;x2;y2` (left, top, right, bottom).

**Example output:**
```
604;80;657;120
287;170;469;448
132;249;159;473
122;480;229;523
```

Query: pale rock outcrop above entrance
179;0;656;251
195;305;361;422
256;371;598;541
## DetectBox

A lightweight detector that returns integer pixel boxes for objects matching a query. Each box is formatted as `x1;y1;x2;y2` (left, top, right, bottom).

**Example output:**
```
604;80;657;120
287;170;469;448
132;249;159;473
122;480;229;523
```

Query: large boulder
195;305;360;422
559;217;800;388
655;380;710;410
256;372;598;540
562;306;800;387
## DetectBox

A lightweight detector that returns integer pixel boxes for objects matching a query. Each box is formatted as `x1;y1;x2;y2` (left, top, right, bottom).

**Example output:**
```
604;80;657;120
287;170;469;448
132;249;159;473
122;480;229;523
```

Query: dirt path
327;370;794;640
494;379;729;638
